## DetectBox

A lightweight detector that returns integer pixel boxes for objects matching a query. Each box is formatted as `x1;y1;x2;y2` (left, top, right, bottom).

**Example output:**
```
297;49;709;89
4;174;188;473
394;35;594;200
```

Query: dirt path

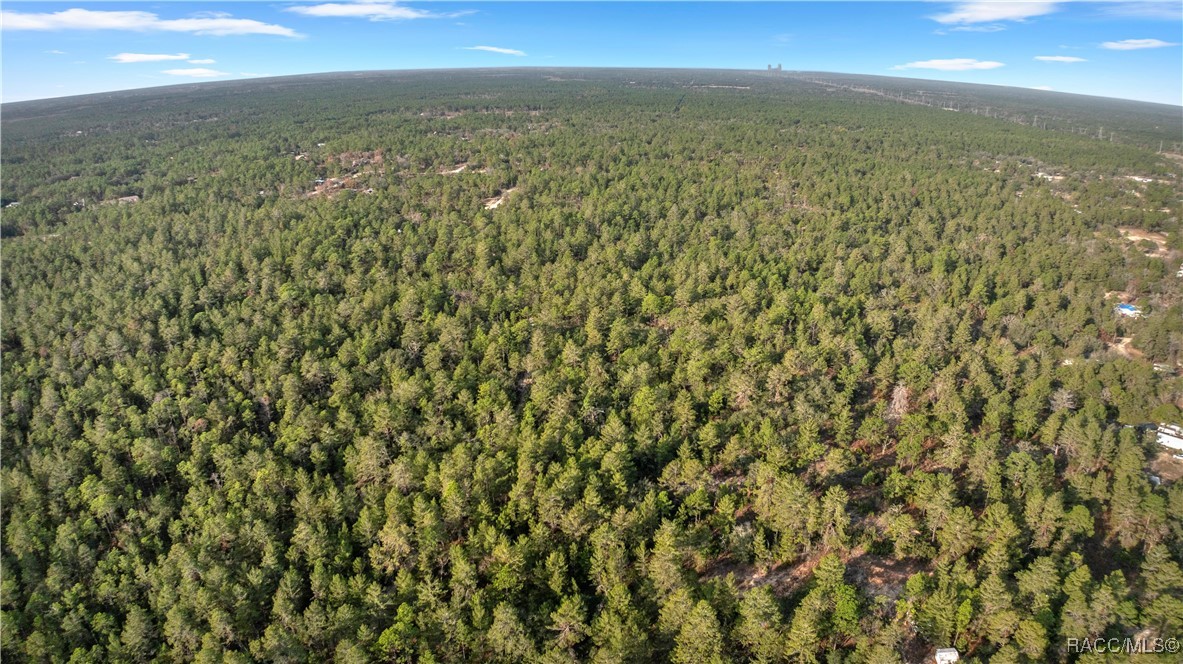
484;187;517;209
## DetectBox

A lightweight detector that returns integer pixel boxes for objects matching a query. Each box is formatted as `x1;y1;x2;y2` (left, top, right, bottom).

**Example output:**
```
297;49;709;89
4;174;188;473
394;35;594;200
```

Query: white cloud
188;58;216;64
932;2;1061;25
947;24;1007;32
45;49;66;54
1031;85;1054;90
1101;38;1178;50
110;52;190;63
463;45;526;56
1097;2;1182;22
1;8;299;37
1034;55;1086;62
892;58;1005;71
286;2;469;21
161;68;230;78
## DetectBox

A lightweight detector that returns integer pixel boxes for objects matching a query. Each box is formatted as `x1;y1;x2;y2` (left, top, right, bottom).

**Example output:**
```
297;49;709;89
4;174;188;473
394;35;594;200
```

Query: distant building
1115;303;1142;318
935;648;960;664
1158;424;1183;453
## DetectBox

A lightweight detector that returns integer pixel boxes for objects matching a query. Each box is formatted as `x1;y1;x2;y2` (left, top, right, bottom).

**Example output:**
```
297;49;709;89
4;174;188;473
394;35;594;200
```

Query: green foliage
2;69;1182;663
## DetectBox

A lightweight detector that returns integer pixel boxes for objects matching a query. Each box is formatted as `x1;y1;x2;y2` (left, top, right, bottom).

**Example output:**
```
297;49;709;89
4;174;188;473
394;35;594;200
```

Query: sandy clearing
1118;227;1171;257
1108;336;1144;359
484;187;518;210
1150;449;1183;483
1119;227;1168;246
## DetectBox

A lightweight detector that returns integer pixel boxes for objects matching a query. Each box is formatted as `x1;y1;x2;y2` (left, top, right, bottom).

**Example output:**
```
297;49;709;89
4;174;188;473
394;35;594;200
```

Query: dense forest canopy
2;68;1182;662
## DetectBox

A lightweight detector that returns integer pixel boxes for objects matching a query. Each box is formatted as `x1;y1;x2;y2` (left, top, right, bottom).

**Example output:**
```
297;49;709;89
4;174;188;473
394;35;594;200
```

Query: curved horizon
4;65;1181;109
3;2;1180;105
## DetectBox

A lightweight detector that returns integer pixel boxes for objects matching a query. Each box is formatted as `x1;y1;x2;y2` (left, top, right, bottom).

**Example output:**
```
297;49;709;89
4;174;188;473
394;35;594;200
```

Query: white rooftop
1158;424;1183;452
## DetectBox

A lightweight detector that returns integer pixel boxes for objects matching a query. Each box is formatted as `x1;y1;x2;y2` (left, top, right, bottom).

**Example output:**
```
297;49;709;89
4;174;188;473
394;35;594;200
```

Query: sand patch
484;187;518;210
1118;227;1170;257
1150;449;1183;483
1107;336;1143;359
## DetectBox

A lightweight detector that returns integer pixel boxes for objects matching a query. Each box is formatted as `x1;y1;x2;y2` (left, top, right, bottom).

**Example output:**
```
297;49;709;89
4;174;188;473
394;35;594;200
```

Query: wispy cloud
947;24;1007;32
1101;38;1178;50
1096;2;1182;22
190;11;233;20
286;2;470;21
1034;55;1086;62
892;58;1005;71
110;52;190;63
162;68;230;78
188;58;216;64
1031;85;1053;91
1;8;299;37
45;49;66;54
463;45;526;56
931;1;1061;25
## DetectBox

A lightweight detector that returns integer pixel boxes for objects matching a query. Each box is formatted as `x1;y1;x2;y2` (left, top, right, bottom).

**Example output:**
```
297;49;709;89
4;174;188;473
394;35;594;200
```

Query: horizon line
3;65;1181;109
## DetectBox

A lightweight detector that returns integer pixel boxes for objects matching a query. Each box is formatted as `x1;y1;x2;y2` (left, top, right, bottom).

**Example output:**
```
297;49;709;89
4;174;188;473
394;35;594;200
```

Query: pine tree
671;600;730;664
736;586;786;663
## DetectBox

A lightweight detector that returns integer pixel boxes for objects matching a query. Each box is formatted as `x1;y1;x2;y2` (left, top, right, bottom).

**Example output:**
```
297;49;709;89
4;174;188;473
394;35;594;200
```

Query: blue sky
2;1;1181;105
